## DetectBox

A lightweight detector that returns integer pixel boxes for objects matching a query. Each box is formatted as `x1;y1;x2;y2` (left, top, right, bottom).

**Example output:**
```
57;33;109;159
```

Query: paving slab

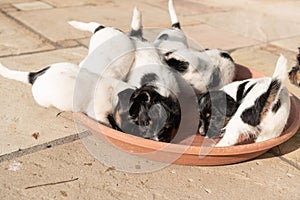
0;12;54;57
0;140;299;199
197;10;300;42
43;0;115;7
146;0;224;16
8;2;206;44
200;0;300;23
183;24;260;50
271;36;300;53
12;1;53;11
0;0;32;4
0;47;87;156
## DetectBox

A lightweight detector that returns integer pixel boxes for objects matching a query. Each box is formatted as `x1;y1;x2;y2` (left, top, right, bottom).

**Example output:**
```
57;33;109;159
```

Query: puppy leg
215;119;244;147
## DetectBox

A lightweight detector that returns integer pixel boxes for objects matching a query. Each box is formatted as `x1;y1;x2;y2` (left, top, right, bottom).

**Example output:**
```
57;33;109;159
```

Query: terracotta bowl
74;64;300;166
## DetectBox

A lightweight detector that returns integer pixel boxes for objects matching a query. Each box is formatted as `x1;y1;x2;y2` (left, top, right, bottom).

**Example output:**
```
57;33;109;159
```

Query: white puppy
0;62;134;127
215;55;290;146
68;20;135;79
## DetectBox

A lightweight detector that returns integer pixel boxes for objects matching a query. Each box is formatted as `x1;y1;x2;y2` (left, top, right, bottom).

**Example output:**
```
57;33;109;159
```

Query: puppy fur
0;62;134;127
153;0;235;94
153;0;188;55
288;47;300;87
116;8;181;142
165;48;235;94
68;20;135;80
215;55;290;146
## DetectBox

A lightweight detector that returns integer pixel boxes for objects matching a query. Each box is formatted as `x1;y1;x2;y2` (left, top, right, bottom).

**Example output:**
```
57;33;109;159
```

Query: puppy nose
139;114;150;127
140;119;150;127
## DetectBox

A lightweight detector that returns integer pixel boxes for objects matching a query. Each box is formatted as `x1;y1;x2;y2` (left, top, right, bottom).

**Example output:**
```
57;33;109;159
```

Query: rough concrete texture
0;0;299;199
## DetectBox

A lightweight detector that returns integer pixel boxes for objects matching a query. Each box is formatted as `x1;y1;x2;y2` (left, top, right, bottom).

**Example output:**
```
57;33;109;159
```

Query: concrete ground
0;0;300;199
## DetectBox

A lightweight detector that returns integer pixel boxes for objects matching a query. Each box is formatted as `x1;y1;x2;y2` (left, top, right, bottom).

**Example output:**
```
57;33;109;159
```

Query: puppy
153;0;188;55
153;0;235;94
165;48;235;94
198;55;290;147
0;62;134;128
68;20;135;79
115;8;181;142
288;47;300;87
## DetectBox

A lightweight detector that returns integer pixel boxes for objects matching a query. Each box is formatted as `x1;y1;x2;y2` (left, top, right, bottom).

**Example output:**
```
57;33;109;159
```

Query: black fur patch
107;114;123;132
126;85;181;142
207;68;221;89
140;73;158;86
172;22;181;29
130;29;143;39
241;80;281;126
272;99;281;113
28;66;50;85
198;91;238;138
94;25;105;34
243;83;256;98
165;57;189;73
236;81;249;104
220;52;234;62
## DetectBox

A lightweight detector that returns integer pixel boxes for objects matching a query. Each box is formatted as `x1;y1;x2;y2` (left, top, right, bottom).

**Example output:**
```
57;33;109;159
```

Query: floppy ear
117;88;135;111
164;55;189;73
128;90;152;117
131;89;151;103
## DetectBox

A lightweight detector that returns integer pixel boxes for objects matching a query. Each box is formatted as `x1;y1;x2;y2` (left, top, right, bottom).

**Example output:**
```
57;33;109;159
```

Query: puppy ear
132;90;151;103
117;88;135;111
164;55;189;73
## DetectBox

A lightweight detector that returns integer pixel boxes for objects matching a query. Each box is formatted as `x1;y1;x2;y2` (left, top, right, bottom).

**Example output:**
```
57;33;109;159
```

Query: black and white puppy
114;8;181;142
165;48;235;94
197;55;290;146
0;62;134;128
153;0;188;55
288;47;300;87
153;0;235;94
68;20;135;79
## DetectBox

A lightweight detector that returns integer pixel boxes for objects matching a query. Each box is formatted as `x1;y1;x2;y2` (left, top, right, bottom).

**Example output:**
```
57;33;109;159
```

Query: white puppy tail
130;7;143;38
68;20;104;33
272;54;288;83
169;0;180;29
0;63;30;84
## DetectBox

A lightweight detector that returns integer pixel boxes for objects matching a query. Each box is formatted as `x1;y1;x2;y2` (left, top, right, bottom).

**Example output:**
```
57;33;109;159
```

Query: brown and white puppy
288;47;300;87
198;55;290;146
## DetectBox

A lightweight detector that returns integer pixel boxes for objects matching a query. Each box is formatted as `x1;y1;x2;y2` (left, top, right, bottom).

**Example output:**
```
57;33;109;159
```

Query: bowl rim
73;96;299;156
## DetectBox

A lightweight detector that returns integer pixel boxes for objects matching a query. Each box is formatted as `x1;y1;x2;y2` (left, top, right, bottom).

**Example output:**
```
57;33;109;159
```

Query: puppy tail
0;62;30;84
261;55;288;115
272;54;288;84
130;7;143;38
169;0;181;29
68;20;105;34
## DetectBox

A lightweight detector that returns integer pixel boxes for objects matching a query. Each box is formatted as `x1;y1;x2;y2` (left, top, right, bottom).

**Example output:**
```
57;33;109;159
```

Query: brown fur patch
261;80;281;121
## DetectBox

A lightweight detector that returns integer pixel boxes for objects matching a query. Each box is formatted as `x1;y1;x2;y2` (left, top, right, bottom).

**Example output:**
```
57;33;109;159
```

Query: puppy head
198;91;237;138
289;66;300;87
288;48;300;87
115;85;180;142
